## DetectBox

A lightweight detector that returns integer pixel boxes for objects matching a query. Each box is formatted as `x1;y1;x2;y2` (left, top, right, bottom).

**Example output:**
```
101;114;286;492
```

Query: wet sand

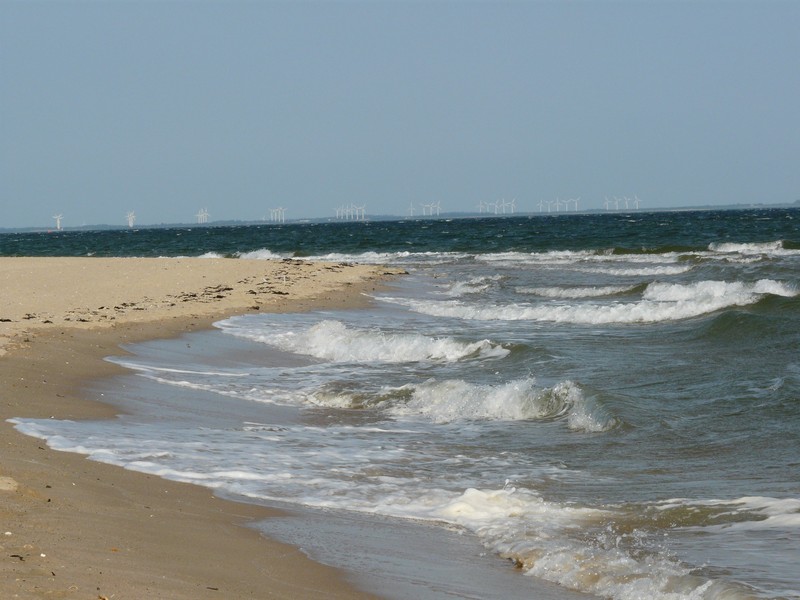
0;257;399;599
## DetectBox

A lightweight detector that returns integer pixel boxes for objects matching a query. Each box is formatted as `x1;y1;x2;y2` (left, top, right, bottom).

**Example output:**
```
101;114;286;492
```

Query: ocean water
7;209;800;599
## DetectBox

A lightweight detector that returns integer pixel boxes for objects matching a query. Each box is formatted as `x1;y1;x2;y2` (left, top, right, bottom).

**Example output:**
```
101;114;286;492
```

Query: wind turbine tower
126;211;136;228
53;214;63;230
270;208;286;223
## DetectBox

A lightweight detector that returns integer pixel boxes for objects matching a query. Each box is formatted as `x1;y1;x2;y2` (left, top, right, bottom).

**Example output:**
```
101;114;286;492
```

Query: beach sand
0;257;401;599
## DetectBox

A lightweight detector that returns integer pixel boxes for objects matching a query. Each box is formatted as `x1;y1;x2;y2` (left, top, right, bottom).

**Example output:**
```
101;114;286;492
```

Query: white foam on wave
109;360;249;379
368;378;618;431
445;275;502;297
235;248;290;260
220;319;509;363
9;412;776;600
391;486;748;600
708;240;795;255
583;264;694;276
643;279;796;302
303;250;469;265
518;285;637;299
660;496;800;531
477;249;684;267
477;249;599;265
389;279;797;324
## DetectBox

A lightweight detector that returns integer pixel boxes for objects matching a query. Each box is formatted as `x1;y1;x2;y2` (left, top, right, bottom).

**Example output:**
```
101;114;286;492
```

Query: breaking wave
310;378;618;431
218;319;509;363
518;284;641;299
389;279;797;324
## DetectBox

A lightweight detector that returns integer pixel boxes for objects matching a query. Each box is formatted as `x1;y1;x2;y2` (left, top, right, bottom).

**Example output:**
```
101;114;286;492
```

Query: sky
2;1;799;228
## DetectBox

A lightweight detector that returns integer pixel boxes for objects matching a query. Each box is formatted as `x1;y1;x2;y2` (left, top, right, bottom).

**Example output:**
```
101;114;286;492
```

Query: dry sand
0;257;402;599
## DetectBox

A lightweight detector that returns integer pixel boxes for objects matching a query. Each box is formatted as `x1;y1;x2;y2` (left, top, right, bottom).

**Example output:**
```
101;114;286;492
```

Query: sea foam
388;279;797;324
368;378;619;431
219;319;509;363
517;285;638;299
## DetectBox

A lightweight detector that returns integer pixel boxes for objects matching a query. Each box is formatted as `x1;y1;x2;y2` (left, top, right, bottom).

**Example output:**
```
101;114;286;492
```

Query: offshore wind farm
13;195;800;233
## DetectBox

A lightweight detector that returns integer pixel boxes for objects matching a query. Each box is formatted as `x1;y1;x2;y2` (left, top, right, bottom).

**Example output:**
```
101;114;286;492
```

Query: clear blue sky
2;1;798;227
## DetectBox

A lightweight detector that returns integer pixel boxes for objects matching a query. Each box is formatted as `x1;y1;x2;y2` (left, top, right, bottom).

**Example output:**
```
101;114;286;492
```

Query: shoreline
1;257;400;599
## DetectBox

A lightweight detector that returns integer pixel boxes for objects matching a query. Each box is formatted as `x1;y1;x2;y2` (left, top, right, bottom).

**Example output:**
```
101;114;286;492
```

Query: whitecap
379;378;618;430
517;285;638;299
236;248;290;260
389;279;796;324
221;319;509;363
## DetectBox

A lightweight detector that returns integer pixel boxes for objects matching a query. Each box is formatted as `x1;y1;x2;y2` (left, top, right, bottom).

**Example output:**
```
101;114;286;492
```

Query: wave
643;279;796;302
9;410;765;600
708;240;796;255
517;284;642;299
582;264;694;276
445;275;503;297
310;377;618;431
303;250;470;265
392;486;765;600
235;248;291;260
10;411;773;600
647;496;800;532
388;279;797;324
476;249;600;264
214;240;798;270
218;319;510;363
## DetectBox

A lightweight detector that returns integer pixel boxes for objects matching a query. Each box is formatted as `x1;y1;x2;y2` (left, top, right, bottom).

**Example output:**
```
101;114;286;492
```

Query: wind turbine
604;197;611;211
633;195;641;210
538;199;544;213
126;211;136;228
52;214;63;230
196;208;209;224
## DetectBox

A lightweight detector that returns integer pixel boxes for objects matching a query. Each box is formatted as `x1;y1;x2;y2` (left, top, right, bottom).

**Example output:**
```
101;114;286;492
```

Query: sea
4;208;799;600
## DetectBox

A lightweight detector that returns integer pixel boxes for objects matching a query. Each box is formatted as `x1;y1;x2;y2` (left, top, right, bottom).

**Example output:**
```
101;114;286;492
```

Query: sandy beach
0;257;400;599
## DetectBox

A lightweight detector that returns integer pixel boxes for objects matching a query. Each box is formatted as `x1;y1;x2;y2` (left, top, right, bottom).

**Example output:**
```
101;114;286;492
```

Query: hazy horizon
4;201;798;233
